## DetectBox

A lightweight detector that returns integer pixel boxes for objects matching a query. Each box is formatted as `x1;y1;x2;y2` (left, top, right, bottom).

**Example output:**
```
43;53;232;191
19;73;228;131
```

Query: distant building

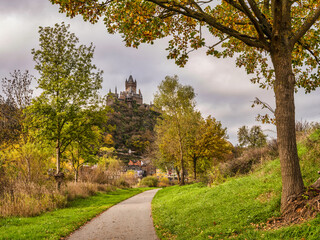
107;75;145;107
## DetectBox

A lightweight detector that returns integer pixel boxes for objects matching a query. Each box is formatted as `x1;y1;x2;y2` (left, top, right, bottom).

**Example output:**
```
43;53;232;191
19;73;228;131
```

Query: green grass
152;132;320;240
0;188;150;240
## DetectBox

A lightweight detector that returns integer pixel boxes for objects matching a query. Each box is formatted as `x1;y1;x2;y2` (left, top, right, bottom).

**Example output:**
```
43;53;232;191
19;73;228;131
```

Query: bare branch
253;97;275;114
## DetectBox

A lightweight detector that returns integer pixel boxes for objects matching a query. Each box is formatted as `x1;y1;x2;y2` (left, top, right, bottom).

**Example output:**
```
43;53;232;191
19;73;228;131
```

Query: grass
152;130;320;240
0;188;150;240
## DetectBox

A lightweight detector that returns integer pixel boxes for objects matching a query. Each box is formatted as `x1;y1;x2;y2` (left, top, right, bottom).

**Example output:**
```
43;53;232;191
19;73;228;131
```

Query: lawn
0;188;149;240
152;130;320;239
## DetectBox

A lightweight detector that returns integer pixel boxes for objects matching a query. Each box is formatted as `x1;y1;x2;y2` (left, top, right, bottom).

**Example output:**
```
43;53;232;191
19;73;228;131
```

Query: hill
152;129;320;239
106;100;160;162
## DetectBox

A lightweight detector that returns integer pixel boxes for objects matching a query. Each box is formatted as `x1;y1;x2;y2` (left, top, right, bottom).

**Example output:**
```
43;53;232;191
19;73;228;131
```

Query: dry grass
0;181;66;217
0;180;116;217
63;182;114;201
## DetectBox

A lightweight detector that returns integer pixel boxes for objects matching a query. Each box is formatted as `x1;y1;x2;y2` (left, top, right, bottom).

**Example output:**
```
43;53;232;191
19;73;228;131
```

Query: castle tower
125;75;137;93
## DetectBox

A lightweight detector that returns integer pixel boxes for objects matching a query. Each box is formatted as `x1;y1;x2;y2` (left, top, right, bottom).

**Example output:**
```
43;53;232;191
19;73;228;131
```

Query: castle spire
128;75;134;83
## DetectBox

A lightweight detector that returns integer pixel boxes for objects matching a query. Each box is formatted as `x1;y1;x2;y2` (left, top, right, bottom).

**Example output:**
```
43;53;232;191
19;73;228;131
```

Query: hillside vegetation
152;129;320;240
107;100;159;158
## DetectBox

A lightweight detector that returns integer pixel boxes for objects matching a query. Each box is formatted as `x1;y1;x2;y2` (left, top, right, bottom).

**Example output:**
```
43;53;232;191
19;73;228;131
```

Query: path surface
66;189;160;240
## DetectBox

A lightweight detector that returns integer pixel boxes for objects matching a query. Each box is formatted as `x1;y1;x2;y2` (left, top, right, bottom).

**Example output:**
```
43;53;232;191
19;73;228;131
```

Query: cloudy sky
1;0;320;144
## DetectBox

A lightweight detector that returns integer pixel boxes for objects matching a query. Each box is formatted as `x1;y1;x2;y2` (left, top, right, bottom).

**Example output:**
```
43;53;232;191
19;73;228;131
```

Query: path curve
66;189;160;240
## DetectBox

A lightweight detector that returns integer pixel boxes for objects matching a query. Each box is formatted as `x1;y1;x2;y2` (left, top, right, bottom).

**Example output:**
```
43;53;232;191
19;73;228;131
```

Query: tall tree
27;23;103;188
154;75;196;185
49;0;320;211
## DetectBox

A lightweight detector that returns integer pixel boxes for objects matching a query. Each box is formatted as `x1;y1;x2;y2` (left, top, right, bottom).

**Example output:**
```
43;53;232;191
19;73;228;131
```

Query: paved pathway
66;189;160;240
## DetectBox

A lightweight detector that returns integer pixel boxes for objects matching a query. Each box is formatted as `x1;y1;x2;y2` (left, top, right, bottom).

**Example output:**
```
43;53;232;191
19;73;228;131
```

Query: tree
0;70;34;145
238;125;267;148
66;108;103;182
50;0;320;211
154;75;196;185
187;116;232;180
27;23;103;188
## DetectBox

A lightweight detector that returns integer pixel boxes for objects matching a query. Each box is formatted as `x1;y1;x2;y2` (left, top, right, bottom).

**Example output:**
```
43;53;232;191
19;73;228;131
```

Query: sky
1;0;320;144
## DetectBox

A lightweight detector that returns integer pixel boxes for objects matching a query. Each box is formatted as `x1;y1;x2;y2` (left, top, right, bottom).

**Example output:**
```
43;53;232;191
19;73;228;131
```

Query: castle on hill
106;75;152;109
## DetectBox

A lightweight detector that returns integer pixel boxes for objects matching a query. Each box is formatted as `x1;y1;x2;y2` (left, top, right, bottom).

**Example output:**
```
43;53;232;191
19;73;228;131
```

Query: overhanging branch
292;5;320;45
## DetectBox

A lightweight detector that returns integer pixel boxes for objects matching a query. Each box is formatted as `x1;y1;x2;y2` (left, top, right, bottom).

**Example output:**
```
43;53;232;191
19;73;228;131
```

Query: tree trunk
179;142;185;185
193;156;197;180
177;128;185;185
55;141;62;190
74;168;79;182
271;39;304;212
175;166;181;183
56;146;60;175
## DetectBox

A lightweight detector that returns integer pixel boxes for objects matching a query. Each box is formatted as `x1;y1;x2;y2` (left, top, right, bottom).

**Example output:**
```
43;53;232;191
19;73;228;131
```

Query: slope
152;129;320;240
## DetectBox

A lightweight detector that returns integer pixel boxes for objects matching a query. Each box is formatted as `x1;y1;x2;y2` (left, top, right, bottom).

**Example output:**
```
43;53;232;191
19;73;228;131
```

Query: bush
79;166;109;184
140;176;158;187
115;170;139;188
158;177;170;187
220;144;277;177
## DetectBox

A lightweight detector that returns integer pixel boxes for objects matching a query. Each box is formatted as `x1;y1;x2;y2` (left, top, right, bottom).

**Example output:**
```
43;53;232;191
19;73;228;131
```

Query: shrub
79;166;109;184
158;177;170;187
117;170;138;187
219;145;276;177
140;176;158;187
116;178;130;188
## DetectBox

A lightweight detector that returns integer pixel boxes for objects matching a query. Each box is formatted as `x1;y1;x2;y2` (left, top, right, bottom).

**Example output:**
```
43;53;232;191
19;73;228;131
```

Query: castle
107;75;152;108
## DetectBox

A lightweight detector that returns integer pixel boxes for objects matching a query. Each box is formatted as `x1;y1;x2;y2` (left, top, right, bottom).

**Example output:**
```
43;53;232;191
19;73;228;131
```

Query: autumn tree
27;23;103;188
50;0;320;210
187;116;231;180
154;75;196;185
238;125;267;148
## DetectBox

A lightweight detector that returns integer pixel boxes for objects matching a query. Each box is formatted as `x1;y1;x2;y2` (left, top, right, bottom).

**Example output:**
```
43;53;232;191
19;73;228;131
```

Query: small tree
238;125;267;148
27;23;103;188
187;116;231;180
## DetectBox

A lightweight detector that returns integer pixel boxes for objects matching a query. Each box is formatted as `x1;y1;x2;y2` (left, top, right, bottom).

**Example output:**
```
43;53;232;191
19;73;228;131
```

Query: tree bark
179;138;185;185
271;8;304;212
56;140;62;190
